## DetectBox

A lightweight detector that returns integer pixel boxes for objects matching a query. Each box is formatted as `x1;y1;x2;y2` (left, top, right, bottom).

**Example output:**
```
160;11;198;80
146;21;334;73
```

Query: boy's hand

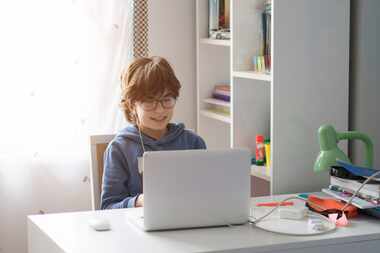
136;194;144;207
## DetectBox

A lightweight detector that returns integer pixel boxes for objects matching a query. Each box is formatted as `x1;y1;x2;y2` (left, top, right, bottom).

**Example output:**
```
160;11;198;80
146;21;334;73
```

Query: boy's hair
120;56;181;124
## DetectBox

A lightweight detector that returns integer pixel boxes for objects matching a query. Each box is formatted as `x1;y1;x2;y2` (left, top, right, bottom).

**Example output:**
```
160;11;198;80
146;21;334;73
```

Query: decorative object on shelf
313;124;373;172
264;138;271;171
208;0;230;40
255;135;266;166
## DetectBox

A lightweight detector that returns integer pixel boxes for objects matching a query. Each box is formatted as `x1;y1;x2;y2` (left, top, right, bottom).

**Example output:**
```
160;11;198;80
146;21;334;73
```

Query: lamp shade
314;147;350;172
313;125;351;172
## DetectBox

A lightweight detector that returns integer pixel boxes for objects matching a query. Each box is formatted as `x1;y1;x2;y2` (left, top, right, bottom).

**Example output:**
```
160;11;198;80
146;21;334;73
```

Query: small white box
279;207;307;220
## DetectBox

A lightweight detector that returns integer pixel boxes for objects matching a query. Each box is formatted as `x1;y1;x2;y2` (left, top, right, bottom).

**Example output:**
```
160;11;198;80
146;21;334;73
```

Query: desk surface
28;194;380;253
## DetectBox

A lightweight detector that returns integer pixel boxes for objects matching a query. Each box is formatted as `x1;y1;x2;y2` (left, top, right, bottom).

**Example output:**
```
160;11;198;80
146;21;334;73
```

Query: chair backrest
89;134;115;210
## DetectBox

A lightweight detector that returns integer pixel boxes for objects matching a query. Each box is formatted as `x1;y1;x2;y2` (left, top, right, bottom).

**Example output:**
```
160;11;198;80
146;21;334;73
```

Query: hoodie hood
118;123;185;150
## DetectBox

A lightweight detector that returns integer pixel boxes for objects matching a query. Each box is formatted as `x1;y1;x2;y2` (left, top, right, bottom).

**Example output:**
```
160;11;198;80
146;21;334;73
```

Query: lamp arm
337;131;373;168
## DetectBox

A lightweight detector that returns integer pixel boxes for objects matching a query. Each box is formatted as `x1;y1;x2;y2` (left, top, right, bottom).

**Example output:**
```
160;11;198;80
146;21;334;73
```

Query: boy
101;56;206;209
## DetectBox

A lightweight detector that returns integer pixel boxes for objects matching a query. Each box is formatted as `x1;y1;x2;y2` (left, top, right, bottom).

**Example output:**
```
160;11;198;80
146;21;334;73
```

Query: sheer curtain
0;0;133;252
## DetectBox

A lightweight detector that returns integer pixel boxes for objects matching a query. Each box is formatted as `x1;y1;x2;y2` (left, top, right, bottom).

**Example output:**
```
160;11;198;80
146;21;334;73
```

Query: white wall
350;0;380;168
149;0;197;130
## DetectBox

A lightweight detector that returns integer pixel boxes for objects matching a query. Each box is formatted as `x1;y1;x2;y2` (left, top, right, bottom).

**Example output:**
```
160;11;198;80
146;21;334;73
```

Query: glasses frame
138;96;177;111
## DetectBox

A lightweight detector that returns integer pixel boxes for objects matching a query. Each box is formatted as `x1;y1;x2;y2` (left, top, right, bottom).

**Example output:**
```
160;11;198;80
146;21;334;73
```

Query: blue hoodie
100;123;206;209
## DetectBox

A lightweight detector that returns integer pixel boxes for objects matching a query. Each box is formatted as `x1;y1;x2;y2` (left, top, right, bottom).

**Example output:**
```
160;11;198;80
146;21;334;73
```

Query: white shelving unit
196;0;350;196
196;0;231;149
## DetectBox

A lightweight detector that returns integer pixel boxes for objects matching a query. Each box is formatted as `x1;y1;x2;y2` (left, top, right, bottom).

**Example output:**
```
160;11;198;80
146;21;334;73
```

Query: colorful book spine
252;0;271;74
213;89;230;97
214;84;230;91
212;93;230;102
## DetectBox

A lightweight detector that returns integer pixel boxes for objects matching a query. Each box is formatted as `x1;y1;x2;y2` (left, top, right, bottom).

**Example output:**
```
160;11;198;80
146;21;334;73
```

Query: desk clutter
251;124;380;235
251;195;337;235
322;161;380;217
312;124;380;218
253;161;380;236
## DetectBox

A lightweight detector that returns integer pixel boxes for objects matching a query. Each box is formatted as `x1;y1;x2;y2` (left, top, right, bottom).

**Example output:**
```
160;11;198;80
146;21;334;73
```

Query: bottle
264;138;271;175
255;135;265;165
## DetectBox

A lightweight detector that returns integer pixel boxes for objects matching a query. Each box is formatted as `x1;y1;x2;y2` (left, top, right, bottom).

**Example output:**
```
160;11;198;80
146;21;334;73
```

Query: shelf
251;165;271;182
203;98;230;108
200;38;231;47
232;71;271;82
196;0;350;196
200;109;231;124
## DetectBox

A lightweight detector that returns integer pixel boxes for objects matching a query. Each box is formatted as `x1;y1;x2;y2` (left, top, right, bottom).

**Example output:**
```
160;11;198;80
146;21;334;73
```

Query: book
213;89;230;97
214;84;230;91
209;0;219;36
252;0;271;74
209;105;230;115
336;160;380;180
330;176;380;198
212;93;230;102
322;188;380;209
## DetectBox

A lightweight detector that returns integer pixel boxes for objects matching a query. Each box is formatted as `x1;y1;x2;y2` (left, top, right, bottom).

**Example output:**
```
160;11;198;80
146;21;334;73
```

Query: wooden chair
89;134;115;210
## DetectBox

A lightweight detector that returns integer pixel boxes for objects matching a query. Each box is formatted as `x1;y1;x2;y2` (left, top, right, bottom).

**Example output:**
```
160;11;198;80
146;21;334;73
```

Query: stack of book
330;176;380;199
206;84;230;115
212;84;230;102
322;166;380;209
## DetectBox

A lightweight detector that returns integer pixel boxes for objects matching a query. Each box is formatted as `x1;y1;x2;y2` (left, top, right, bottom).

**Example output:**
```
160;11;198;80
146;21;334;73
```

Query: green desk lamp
314;124;373;172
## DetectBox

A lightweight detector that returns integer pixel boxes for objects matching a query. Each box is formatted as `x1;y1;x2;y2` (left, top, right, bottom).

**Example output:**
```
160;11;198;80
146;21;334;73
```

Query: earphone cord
135;116;146;154
137;125;146;154
135;116;145;181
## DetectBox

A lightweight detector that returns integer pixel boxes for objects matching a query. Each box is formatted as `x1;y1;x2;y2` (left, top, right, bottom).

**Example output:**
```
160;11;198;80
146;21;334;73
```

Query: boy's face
135;92;176;131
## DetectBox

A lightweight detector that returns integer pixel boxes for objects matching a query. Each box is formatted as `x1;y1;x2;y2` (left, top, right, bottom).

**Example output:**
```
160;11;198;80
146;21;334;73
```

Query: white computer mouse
88;217;111;231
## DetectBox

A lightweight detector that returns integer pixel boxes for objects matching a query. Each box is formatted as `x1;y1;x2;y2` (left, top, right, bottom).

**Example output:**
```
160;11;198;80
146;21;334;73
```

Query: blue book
336;160;380;179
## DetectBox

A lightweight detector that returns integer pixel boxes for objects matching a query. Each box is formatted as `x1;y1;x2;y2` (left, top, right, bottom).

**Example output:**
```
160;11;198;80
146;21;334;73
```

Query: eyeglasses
139;97;176;111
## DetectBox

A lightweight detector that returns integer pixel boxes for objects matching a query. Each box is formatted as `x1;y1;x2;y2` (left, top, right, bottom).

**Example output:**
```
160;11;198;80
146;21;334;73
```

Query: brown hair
120;56;181;124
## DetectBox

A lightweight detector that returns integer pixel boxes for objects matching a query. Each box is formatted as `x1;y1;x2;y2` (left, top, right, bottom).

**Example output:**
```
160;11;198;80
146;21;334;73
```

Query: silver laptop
126;149;251;231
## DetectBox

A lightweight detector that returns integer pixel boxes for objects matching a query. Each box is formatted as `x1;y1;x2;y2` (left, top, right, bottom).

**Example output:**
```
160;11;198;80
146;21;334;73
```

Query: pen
256;201;294;207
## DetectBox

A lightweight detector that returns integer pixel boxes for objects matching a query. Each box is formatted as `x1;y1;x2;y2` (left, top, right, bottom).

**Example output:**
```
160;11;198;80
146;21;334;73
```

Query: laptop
126;149;251;231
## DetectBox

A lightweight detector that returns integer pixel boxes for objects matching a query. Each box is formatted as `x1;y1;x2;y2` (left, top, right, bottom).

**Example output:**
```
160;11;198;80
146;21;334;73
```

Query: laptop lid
142;149;251;231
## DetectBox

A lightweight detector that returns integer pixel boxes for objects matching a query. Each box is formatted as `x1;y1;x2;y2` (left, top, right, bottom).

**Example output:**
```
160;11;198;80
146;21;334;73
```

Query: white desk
28;194;380;253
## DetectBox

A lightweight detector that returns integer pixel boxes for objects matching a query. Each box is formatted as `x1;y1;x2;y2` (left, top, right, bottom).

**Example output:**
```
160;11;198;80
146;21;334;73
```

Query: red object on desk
256;201;294;207
307;195;358;218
